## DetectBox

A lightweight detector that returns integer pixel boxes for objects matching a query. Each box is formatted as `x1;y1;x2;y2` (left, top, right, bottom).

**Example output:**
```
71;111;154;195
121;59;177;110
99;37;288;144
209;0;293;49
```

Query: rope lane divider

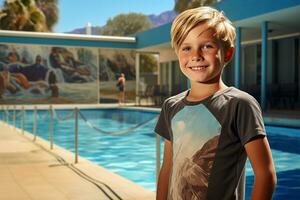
78;110;158;136
4;109;23;119
53;108;75;121
36;110;50;120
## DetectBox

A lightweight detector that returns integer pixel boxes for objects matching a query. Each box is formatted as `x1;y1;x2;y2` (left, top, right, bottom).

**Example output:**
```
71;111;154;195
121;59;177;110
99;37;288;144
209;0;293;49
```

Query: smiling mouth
188;65;208;71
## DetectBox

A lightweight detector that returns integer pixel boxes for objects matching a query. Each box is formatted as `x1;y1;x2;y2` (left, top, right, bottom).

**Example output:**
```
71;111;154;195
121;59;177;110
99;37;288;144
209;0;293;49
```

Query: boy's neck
187;81;228;102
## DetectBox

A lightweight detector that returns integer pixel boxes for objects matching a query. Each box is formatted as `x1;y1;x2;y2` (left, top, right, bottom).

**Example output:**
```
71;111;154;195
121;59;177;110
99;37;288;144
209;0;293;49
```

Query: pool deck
0;121;155;200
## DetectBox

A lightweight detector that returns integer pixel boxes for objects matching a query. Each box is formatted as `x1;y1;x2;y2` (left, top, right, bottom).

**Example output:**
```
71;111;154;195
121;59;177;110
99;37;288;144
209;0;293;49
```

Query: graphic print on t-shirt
170;104;221;200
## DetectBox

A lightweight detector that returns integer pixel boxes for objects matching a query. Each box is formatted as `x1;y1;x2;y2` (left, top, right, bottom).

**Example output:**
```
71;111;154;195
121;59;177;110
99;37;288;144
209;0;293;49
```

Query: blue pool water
3;108;300;199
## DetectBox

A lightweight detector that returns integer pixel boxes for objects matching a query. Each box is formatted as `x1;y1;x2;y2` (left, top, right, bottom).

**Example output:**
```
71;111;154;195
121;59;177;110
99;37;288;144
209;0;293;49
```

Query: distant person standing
117;73;126;104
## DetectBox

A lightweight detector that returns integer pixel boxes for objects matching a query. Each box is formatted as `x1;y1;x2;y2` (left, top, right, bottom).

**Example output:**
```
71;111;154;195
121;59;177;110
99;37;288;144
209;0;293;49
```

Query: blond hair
171;6;236;52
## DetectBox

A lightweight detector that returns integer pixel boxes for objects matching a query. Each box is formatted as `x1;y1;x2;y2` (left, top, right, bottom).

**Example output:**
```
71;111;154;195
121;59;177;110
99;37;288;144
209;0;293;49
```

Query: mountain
65;26;102;35
66;10;177;35
148;10;177;27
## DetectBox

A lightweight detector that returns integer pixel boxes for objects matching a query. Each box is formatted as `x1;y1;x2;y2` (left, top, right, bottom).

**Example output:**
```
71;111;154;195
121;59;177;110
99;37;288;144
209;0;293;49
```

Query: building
0;0;299;115
136;0;300;113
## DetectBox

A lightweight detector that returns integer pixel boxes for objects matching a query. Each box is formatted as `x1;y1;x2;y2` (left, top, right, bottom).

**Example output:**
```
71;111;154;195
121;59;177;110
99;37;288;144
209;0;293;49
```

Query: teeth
189;66;206;70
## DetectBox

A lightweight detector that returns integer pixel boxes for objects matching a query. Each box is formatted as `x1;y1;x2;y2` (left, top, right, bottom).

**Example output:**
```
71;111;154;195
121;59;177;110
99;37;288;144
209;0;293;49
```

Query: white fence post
74;107;79;164
33;106;37;141
49;105;53;150
21;105;24;134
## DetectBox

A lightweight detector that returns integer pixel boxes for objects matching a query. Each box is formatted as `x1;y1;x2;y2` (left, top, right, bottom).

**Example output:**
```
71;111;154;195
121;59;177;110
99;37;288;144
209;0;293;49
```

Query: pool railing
0;105;162;184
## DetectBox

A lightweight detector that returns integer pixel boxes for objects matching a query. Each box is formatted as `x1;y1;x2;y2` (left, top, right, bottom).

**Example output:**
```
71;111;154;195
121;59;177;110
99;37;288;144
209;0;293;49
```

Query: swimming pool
3;108;300;199
246;125;300;200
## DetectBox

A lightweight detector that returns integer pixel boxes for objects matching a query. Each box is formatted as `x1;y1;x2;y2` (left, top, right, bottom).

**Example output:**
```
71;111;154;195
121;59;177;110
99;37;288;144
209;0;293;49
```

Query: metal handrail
49;105;53;150
21;106;25;134
74;107;79;163
5;107;9;125
13;105;16;129
0;105;162;184
33;106;37;141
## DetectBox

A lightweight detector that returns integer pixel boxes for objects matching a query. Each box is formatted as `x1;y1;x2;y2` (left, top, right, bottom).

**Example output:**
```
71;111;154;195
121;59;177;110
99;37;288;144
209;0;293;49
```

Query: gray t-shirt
155;87;266;200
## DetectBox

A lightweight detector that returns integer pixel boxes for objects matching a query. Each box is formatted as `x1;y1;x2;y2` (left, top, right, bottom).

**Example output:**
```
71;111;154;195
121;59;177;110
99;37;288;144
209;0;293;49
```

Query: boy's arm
244;137;277;200
156;140;172;200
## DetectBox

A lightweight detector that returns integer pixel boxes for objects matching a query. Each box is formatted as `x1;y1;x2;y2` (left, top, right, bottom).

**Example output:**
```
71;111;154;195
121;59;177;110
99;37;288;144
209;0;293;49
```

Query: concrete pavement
0;121;155;200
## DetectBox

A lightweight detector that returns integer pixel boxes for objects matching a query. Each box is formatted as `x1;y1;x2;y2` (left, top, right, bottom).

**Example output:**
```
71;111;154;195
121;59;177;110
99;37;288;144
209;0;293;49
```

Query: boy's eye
202;44;214;50
182;47;191;52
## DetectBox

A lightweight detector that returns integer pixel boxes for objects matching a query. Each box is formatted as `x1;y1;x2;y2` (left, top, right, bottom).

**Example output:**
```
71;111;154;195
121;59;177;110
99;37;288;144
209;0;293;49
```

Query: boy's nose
191;50;204;61
192;55;204;62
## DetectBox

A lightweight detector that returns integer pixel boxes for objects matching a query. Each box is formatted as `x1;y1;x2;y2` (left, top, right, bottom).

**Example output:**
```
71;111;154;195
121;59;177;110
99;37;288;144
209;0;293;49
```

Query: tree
101;13;153;36
0;0;58;32
140;54;157;73
35;0;58;31
174;0;221;13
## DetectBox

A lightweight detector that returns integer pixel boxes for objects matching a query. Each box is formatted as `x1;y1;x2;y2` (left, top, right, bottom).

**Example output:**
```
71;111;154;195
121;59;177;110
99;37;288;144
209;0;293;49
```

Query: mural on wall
0;43;98;104
99;48;136;103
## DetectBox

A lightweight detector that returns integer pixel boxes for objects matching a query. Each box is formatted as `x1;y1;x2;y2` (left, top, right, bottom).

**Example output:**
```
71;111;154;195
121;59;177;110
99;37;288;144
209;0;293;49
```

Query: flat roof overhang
136;0;300;51
234;5;300;43
0;30;137;49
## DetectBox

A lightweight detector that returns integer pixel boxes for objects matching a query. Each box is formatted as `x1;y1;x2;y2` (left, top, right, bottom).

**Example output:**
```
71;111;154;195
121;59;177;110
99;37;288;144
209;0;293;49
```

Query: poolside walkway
0;122;155;200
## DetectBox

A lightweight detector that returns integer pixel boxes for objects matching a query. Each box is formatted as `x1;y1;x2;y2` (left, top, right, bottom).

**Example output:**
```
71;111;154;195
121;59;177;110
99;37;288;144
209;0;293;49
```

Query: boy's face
177;24;226;84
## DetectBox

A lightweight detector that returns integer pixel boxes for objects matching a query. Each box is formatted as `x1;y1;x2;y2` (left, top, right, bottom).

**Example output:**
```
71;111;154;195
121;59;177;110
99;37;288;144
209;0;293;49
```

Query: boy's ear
224;47;235;63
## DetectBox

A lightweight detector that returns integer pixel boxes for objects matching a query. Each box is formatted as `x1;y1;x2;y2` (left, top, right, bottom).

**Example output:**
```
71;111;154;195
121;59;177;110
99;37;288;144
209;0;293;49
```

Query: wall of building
234;35;300;111
0;43;98;104
0;31;139;104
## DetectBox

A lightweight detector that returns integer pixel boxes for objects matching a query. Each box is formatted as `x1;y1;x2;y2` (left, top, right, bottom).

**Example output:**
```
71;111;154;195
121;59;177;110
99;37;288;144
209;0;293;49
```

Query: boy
155;6;276;200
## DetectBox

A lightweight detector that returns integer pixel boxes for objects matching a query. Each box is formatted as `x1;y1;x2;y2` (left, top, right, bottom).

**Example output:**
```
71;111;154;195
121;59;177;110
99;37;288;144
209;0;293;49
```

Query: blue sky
54;0;174;32
57;0;175;32
0;0;175;32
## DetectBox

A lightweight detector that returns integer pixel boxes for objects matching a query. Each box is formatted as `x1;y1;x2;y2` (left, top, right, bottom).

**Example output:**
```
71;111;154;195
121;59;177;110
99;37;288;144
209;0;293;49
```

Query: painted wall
0;43;98;104
0;31;137;105
99;48;136;103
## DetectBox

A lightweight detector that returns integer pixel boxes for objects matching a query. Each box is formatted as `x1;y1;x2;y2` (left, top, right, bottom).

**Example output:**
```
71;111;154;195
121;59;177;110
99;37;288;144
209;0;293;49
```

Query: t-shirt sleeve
235;96;266;146
154;100;172;141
